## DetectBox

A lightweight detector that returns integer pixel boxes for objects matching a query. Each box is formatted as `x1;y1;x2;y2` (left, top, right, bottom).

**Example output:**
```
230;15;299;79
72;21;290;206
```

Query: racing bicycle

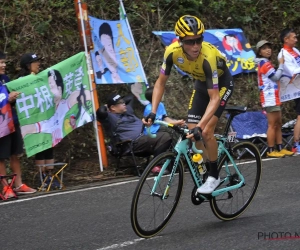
130;106;262;238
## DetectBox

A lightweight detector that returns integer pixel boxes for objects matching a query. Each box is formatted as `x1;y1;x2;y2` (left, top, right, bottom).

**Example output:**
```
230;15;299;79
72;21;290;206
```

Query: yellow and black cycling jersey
160;41;228;89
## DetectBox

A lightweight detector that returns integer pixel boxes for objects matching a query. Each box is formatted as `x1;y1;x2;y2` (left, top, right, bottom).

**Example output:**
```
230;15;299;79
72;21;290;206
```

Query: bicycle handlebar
146;120;189;138
146;120;203;154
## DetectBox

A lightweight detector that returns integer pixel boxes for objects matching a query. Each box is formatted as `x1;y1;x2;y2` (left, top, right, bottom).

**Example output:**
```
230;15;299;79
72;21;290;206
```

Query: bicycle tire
131;152;184;238
210;141;262;221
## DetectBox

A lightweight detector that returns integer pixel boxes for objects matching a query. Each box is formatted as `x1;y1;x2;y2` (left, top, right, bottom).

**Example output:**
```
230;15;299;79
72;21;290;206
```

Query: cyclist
143;15;234;194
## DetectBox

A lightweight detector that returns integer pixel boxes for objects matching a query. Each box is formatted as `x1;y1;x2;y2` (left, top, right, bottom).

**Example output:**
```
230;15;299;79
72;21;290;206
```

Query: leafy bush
1;0;299;171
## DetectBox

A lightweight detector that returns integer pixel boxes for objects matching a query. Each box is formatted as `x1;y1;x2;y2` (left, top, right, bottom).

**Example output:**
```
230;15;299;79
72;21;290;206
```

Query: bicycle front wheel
210;141;262;221
131;152;184;238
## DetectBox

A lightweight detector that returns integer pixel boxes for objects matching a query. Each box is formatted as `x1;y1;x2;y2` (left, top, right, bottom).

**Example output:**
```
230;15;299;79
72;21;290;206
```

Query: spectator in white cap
255;39;294;158
18;52;56;187
18;52;41;77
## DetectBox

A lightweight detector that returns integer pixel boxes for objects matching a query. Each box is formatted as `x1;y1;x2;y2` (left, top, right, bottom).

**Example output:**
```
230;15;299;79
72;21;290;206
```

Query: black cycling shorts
35;148;54;160
0;124;24;160
187;71;234;124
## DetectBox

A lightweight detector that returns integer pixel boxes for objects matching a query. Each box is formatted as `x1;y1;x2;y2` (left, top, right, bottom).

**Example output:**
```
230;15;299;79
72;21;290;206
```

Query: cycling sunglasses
181;36;203;46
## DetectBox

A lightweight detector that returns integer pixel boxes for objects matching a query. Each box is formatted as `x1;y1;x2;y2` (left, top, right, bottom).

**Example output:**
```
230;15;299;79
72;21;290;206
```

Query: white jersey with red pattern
279;45;300;77
257;58;281;107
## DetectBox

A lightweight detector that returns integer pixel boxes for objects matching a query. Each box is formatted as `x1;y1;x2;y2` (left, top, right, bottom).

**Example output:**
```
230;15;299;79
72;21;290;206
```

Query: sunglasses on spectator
181;37;203;46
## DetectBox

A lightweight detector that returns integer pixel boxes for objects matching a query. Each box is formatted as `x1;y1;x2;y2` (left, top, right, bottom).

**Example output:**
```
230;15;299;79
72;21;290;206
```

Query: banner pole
119;0;149;87
88;53;109;169
77;0;103;171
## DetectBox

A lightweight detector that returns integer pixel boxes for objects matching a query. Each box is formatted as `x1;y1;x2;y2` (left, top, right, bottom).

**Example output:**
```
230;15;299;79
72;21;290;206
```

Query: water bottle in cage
192;153;207;175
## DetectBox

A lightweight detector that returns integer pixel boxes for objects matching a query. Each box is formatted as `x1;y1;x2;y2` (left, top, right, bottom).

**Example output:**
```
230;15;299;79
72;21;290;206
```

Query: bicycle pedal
192;187;205;205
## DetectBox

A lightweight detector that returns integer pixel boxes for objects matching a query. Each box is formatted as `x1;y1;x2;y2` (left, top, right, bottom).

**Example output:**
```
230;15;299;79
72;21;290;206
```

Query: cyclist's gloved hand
144;112;156;124
189;126;202;141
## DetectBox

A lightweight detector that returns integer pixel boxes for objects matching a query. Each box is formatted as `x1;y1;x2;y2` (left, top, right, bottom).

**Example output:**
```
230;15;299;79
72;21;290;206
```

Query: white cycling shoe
197;176;220;194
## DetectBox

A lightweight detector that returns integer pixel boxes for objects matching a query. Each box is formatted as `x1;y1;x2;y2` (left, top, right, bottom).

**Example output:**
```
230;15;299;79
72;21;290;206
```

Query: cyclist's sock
205;161;210;172
268;146;275;153
208;160;218;179
277;144;283;151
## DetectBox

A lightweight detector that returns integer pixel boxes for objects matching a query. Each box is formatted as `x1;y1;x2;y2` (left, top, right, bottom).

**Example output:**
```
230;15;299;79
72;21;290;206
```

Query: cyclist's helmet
175;15;205;38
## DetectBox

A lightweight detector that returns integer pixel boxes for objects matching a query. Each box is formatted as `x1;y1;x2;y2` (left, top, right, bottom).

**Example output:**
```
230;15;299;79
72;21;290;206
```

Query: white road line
0;179;140;206
93;157;287;250
95;236;159;250
0;156;281;206
95;238;145;250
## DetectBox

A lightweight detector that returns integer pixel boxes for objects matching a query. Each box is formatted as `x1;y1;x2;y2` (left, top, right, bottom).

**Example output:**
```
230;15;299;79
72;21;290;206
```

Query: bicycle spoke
131;152;184;238
210;141;262;220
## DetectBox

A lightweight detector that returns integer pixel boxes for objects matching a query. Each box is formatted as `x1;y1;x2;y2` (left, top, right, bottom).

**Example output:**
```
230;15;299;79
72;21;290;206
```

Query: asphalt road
0;155;300;250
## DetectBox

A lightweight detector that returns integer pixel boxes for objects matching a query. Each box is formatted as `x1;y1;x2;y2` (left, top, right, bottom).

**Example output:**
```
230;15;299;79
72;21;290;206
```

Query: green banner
7;52;94;157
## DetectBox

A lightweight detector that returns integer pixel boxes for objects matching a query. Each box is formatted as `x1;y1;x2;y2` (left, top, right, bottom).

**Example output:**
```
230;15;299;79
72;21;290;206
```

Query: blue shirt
0;74;9;84
143;102;167;135
0;74;19;125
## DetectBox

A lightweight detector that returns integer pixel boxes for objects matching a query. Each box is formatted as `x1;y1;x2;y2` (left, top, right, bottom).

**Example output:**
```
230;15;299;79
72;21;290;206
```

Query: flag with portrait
6;52;94;157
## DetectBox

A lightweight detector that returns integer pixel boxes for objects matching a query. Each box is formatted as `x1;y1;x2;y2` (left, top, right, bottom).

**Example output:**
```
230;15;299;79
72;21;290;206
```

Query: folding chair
282;119;296;150
36;163;68;192
104;123;151;177
230;111;268;157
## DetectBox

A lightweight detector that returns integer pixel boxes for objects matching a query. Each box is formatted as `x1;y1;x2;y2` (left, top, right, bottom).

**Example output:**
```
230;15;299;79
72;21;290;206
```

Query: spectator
96;93;172;174
18;52;41;76
0;51;36;198
18;52;55;185
255;40;294;158
278;28;300;153
143;86;185;135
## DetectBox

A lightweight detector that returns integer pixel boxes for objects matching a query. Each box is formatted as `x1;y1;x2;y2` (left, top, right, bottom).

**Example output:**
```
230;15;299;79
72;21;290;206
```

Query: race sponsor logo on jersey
222;89;232;101
187;114;201;119
219;87;227;98
213;70;218;84
217;57;224;67
187;118;200;123
213;70;218;78
177;57;184;64
160;61;167;74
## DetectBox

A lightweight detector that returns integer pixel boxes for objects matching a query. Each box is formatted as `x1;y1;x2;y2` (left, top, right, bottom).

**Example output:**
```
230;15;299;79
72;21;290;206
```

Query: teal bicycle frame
213;135;245;197
148;121;245;199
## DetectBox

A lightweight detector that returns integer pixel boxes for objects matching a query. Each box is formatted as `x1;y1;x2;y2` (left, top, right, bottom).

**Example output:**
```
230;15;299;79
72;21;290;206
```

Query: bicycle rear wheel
210;141;262;220
131;152;184;238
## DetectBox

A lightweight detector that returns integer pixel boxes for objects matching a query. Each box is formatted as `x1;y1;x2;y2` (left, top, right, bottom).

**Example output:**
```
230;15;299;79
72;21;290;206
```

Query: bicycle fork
150;153;181;200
